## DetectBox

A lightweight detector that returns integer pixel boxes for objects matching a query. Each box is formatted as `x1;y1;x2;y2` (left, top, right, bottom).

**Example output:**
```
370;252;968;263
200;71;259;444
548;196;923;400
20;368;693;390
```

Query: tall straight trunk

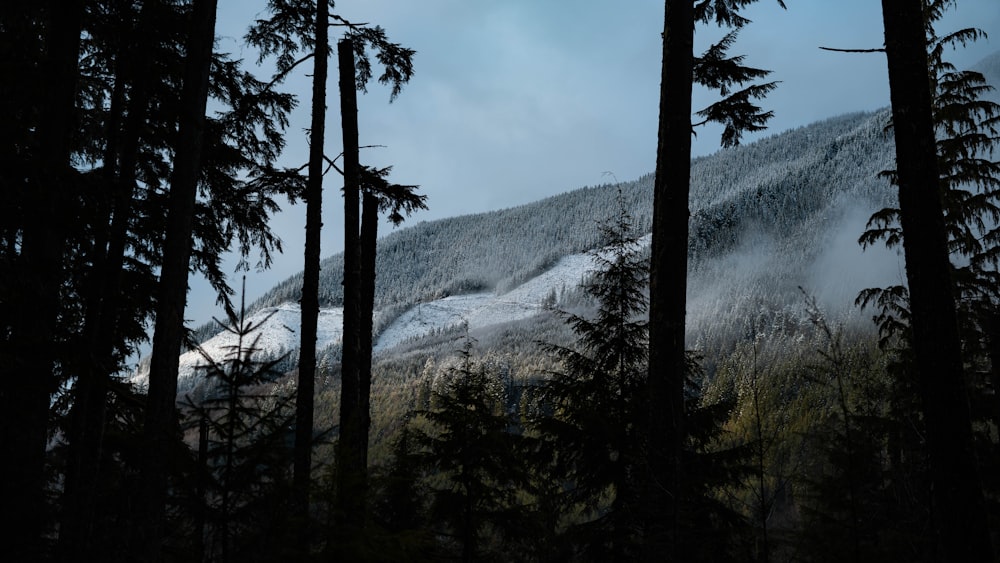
880;1;994;560
59;5;153;558
134;0;218;559
646;0;694;557
336;36;365;530
292;0;328;540
358;190;379;469
1;1;83;559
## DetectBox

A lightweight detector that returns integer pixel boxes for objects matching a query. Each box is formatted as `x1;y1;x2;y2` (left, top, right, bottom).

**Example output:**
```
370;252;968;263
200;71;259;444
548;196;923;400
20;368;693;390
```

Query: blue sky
182;0;1000;330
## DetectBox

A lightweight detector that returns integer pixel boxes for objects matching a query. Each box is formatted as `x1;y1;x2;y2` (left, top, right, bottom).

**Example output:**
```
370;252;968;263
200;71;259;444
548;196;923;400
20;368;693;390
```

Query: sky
182;0;1000;330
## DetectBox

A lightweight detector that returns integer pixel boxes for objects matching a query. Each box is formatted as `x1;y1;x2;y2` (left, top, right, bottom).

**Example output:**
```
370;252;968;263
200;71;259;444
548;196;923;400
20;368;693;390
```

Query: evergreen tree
0;3;84;558
178;284;295;563
137;1;220;558
531;189;649;560
334;28;415;542
409;337;529;562
647;0;784;556
296;0;329;544
858;0;997;558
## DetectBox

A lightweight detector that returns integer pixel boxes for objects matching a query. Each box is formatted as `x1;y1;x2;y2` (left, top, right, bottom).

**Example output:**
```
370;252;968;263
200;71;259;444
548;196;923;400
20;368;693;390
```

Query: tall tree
135;0;219;559
292;0;329;542
878;0;994;559
58;2;161;558
357;165;425;470
0;1;84;559
244;5;414;546
336;36;365;535
646;0;782;555
646;1;695;554
334;28;415;538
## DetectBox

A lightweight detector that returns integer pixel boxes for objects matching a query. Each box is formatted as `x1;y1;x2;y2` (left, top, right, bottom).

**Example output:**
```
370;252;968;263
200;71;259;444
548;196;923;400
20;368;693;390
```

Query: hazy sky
183;0;1000;328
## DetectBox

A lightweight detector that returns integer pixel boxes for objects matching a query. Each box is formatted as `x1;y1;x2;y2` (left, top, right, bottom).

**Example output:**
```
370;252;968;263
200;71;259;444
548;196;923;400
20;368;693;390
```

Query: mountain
135;50;1000;394
135;106;904;393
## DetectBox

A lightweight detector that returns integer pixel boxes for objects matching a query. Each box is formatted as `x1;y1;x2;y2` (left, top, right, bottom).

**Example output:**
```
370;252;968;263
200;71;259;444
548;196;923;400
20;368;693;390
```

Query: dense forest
2;0;1000;562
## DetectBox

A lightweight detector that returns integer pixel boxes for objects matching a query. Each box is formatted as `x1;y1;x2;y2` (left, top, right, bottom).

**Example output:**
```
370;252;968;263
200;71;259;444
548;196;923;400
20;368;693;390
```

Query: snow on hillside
133;304;344;393
135;242;620;392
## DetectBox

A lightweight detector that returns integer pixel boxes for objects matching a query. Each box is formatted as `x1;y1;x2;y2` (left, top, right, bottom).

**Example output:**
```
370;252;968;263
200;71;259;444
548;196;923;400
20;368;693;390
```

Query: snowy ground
134;243;621;392
373;247;608;351
133;304;344;392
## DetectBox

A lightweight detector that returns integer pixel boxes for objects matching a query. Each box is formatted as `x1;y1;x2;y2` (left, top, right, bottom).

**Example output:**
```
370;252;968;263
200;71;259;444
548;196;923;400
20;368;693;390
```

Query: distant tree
646;0;784;556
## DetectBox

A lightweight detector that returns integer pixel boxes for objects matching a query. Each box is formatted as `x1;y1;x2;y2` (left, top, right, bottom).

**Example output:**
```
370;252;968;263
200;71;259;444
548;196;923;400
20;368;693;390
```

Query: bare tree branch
819;46;886;53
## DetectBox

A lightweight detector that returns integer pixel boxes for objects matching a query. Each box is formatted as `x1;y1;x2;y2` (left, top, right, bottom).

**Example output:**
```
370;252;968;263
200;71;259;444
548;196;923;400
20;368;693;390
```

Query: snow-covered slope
133;304;344;392
136;242;615;393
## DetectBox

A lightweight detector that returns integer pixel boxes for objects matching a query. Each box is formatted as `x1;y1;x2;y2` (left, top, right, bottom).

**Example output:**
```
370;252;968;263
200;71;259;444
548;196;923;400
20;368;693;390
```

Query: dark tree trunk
59;5;153;558
646;0;694;557
1;1;83;559
880;1;995;560
134;0;218;559
291;0;328;541
336;36;365;532
358;189;379;469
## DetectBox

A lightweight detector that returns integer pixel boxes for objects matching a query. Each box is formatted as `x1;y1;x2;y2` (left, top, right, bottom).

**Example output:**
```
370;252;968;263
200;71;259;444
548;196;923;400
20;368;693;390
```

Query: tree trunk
1;1;83;559
646;0;694;557
134;0;218;559
880;1;994;560
336;35;365;533
292;0;328;543
358;190;378;473
59;4;153;558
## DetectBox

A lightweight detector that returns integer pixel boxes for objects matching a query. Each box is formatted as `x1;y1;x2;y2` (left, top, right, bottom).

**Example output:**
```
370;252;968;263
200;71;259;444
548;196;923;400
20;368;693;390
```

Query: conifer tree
647;1;784;555
179;284;295;563
246;5;414;546
334;28;415;541
138;0;220;558
1;2;85;557
409;338;528;562
856;1;997;558
295;0;329;541
531;189;649;560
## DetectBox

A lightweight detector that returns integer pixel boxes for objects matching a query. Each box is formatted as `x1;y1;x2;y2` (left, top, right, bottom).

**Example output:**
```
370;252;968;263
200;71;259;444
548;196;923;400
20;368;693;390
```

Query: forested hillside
189;109;897;349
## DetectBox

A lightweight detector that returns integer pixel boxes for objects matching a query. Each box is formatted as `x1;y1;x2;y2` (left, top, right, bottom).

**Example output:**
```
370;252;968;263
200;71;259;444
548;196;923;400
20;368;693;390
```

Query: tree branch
819;46;885;53
265;52;316;91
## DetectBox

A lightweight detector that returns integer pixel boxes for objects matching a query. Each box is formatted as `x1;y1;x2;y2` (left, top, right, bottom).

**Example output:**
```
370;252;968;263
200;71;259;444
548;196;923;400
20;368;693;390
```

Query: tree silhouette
531;190;648;560
646;0;784;556
876;0;994;558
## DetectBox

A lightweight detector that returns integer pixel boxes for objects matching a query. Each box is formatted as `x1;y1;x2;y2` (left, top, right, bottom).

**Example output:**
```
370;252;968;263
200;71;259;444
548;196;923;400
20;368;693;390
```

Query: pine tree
647;1;784;556
531;189;649;560
858;0;997;558
335;28;416;540
0;3;84;558
899;5;995;560
408;337;529;562
136;1;220;559
178;284;295;563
